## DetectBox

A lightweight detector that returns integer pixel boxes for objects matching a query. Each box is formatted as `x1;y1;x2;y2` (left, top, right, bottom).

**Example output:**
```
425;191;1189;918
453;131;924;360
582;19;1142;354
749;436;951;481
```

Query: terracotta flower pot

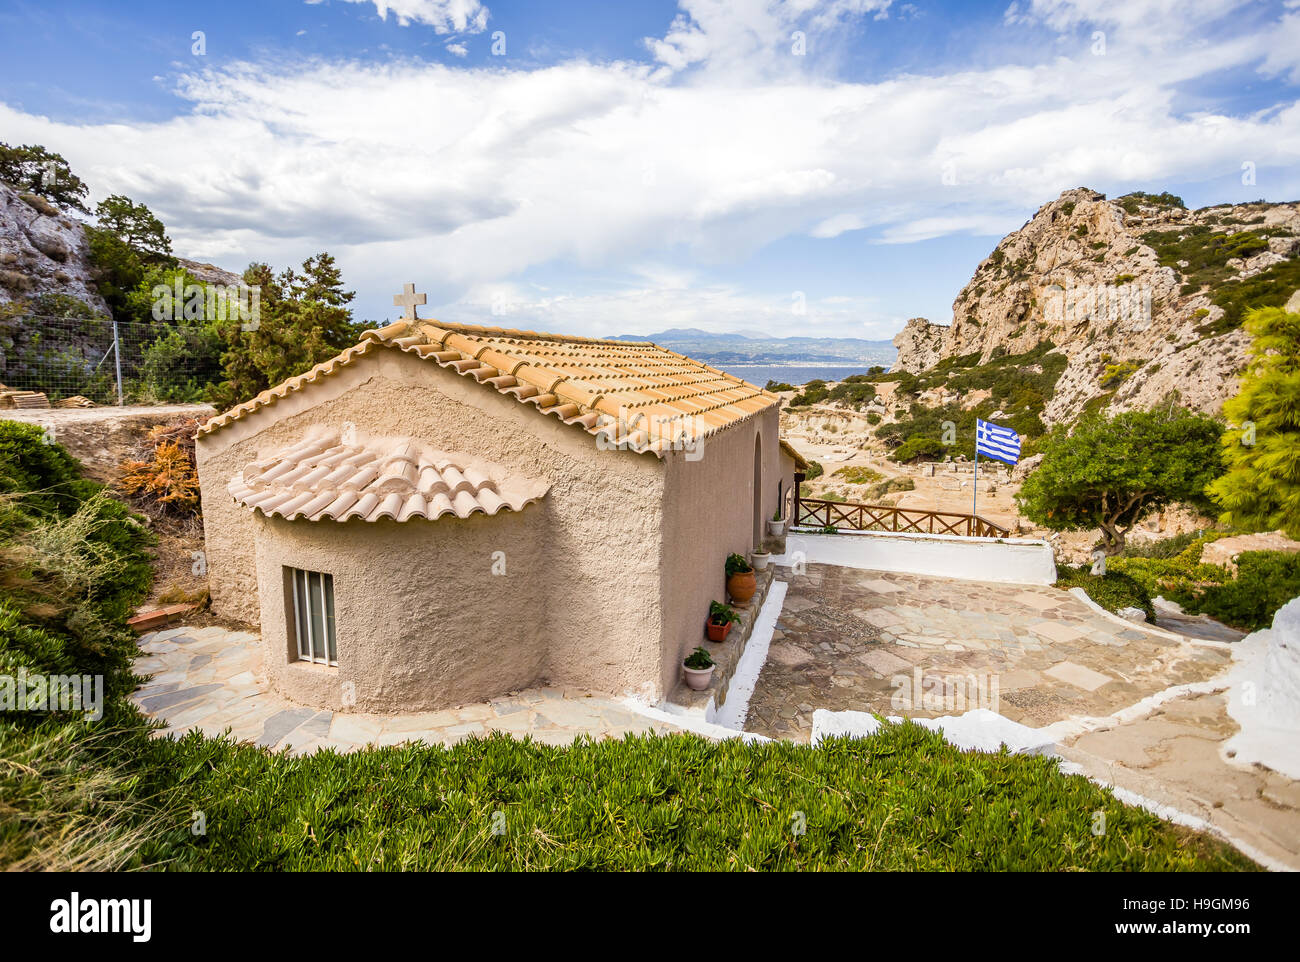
683;663;715;691
727;570;757;605
706;617;734;642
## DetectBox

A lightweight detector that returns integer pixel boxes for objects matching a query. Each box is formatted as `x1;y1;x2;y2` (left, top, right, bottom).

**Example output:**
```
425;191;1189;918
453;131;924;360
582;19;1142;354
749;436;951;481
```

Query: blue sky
1;0;1298;338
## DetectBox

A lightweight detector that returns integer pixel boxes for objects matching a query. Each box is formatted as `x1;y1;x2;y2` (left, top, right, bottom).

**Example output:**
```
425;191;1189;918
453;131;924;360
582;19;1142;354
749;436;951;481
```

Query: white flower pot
767;519;786;537
751;551;770;571
683;664;715;691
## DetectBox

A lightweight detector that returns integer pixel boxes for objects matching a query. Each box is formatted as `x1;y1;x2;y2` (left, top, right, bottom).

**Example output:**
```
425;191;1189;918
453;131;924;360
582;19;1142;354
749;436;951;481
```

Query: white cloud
445;42;468;57
646;0;893;78
314;0;489;33
1;0;1296;335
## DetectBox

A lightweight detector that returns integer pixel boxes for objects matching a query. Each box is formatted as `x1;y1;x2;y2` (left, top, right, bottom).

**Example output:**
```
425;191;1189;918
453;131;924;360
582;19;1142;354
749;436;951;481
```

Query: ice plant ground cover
145;726;1254;871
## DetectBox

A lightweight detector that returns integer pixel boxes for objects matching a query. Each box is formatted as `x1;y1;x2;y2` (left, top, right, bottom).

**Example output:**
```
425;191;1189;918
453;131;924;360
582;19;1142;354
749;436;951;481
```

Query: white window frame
290;567;337;666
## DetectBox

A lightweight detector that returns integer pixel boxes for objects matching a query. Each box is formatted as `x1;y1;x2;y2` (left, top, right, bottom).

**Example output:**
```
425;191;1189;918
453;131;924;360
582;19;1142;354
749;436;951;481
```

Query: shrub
833;465;884;485
1055;564;1155;622
803;460;824;481
865;477;915;499
1170;550;1300;632
891;436;945;463
1099;360;1139;389
117;420;202;518
134;326;224;403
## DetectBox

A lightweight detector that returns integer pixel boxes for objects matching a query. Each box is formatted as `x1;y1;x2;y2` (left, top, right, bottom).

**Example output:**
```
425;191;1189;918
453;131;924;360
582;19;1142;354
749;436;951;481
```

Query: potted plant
725;551;756;605
751;548;771;571
706;600;738;641
767;507;786;538
683;646;716;690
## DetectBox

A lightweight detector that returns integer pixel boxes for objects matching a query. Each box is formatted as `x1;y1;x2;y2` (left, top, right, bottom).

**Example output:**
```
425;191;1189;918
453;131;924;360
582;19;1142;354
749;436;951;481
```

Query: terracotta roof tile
228;428;549;523
197;319;782;457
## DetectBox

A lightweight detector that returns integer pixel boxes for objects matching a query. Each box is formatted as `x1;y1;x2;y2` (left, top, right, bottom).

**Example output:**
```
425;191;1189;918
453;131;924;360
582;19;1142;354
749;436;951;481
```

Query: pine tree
210;254;363;408
1209;306;1300;538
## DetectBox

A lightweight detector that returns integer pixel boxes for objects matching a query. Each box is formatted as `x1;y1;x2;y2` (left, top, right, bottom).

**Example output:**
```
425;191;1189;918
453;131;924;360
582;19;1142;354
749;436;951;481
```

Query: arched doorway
752;433;763;549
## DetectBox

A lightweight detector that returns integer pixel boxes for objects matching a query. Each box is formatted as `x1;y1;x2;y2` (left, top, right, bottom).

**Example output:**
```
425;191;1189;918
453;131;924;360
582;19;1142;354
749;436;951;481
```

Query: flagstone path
1058;691;1300;870
743;563;1234;741
131;626;688;753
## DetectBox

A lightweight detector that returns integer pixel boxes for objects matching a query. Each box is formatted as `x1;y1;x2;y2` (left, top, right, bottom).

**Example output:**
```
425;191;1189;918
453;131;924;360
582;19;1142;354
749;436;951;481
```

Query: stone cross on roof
393;282;427;321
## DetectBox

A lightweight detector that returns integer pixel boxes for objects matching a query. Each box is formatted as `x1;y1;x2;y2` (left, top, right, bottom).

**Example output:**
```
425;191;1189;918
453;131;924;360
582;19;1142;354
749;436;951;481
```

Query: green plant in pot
706;600;739;641
768;506;786;538
725;551;757;606
683;645;716;690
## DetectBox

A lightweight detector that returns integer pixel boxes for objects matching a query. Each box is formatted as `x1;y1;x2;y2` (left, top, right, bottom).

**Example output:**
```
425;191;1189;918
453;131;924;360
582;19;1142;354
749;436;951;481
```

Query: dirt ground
2;403;215;482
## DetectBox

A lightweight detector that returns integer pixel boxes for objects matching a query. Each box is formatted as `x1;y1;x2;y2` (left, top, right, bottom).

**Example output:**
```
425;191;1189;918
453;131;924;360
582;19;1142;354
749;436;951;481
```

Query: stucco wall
657;405;783;696
252;509;549;712
780;530;1058;585
196;349;668;708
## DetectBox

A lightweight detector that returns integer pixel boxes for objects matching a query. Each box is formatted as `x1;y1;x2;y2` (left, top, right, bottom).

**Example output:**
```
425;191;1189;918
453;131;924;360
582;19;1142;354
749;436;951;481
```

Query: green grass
146;724;1254;871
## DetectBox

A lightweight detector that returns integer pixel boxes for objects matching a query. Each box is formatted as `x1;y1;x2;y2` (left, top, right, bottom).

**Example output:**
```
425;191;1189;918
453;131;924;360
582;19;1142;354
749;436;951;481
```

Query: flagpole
973;446;979;518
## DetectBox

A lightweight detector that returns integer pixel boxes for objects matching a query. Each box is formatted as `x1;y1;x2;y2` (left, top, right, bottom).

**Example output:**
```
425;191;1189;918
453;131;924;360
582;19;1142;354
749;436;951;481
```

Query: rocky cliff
0;183;243;317
0;184;107;313
892;188;1300;424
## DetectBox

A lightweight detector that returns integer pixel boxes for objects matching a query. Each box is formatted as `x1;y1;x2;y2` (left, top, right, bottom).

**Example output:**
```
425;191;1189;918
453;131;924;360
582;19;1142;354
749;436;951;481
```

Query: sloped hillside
893;188;1300;425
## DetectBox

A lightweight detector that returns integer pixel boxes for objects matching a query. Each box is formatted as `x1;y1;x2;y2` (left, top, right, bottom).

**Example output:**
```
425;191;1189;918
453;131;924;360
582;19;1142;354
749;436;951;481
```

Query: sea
710;364;874;386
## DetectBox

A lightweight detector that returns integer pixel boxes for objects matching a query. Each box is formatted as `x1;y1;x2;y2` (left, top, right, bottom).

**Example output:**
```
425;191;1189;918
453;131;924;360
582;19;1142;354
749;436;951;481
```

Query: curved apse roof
228;429;550;523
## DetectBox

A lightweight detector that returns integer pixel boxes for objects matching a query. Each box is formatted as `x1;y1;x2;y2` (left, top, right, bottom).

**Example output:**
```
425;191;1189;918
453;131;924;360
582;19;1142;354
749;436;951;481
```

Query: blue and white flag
975;418;1021;465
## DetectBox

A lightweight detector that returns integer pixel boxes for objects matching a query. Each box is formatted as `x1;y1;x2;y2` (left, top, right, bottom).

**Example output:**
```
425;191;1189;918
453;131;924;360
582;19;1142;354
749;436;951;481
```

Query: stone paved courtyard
744;563;1235;741
131;626;688;753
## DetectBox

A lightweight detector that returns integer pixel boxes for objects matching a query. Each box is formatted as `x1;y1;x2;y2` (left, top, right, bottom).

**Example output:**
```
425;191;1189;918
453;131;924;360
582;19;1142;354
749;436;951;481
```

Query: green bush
1055;564;1156;622
1110;536;1231;599
803;460;824;481
833;465;884;485
891;436;945;463
1179;551;1300;632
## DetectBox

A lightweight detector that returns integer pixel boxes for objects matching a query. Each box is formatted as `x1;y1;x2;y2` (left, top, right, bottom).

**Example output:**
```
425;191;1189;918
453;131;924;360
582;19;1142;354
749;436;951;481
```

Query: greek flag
976;418;1020;465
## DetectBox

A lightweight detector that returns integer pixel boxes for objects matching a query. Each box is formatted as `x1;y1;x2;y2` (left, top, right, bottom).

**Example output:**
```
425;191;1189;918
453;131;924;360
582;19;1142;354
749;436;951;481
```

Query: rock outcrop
0;184;106;313
891;188;1300;424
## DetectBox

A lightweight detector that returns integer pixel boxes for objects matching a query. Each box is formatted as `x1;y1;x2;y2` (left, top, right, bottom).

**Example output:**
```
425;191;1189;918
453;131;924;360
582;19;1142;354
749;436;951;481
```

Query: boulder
1201;531;1300;573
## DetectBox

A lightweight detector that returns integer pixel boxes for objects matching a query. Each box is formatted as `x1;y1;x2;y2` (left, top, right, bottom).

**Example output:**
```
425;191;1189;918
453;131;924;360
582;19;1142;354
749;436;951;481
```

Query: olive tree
1017;407;1223;554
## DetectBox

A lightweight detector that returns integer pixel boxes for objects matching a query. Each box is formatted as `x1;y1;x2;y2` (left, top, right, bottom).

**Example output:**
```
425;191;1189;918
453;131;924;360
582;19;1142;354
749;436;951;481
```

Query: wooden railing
793;496;1010;539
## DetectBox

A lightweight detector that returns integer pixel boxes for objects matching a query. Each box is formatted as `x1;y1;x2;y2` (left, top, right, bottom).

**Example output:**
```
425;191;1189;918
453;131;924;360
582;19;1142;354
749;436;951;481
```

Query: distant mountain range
608;328;897;368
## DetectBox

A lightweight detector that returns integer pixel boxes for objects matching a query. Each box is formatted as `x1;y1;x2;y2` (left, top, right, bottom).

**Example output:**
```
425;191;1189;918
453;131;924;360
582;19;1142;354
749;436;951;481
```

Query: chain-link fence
0;314;225;407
